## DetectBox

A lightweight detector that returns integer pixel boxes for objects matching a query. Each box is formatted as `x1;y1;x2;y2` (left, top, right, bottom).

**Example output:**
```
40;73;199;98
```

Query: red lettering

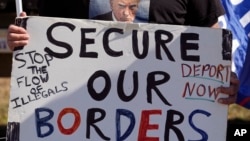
138;110;162;141
57;108;81;135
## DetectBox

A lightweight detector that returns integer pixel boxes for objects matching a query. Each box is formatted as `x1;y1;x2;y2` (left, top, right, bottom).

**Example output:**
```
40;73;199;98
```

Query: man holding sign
6;0;240;141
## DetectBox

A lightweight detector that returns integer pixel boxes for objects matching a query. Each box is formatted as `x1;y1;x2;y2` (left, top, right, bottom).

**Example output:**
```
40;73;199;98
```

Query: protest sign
7;16;232;141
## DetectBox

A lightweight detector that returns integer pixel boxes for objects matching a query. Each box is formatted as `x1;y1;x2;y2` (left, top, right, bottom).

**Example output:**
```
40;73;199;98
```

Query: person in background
7;0;240;105
219;0;250;108
93;0;140;22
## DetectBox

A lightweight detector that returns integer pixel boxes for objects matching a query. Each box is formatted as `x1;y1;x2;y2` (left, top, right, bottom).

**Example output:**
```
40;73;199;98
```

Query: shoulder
92;11;113;21
186;0;225;26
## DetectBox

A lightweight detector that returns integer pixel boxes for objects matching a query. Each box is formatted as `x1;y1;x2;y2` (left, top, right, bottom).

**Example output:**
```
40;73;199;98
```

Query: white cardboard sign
7;16;232;141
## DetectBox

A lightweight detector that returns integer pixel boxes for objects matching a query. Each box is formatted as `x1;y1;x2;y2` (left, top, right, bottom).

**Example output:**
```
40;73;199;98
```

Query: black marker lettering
45;22;75;58
181;33;200;62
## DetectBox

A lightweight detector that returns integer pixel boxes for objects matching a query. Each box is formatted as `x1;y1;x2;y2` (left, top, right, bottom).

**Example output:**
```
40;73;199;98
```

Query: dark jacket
92;11;113;21
38;0;89;19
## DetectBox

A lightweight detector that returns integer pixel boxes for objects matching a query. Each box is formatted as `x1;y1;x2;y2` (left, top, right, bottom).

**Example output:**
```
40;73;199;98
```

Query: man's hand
7;12;29;51
217;72;240;105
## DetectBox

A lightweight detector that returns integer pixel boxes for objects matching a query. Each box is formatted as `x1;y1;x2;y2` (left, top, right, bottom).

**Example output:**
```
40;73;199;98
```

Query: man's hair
110;0;141;5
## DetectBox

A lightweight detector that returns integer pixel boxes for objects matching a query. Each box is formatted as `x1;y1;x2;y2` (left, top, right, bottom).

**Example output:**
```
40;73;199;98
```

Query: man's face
110;0;139;22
